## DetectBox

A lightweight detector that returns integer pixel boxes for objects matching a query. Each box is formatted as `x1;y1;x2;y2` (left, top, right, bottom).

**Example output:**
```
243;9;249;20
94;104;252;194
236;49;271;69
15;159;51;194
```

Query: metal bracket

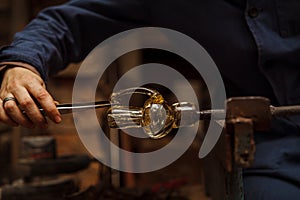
226;96;271;168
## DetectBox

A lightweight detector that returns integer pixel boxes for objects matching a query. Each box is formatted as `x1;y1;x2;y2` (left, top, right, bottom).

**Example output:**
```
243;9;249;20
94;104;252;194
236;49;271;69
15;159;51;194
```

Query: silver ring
3;97;17;107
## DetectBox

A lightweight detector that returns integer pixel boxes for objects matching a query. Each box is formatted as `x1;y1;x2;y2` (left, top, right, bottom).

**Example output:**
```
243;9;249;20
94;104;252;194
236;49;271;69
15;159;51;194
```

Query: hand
0;67;61;128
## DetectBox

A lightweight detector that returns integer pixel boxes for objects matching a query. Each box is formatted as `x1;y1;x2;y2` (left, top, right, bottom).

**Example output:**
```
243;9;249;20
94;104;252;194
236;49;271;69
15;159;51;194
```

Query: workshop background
0;1;217;199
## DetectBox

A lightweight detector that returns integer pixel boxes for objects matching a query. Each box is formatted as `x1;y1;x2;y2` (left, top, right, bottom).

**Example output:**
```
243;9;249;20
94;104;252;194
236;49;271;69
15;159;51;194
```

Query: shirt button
248;7;259;18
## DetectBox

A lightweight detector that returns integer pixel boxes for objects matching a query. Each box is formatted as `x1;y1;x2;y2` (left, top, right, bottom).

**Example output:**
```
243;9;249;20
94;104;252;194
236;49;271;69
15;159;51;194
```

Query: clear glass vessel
107;87;199;139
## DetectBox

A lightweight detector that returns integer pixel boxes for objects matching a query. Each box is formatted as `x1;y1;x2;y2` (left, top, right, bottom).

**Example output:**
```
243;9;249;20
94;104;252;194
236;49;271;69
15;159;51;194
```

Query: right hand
0;66;61;129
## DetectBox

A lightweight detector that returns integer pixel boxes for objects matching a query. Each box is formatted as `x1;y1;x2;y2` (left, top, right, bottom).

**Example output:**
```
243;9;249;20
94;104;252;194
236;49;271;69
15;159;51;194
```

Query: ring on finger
3;97;18;107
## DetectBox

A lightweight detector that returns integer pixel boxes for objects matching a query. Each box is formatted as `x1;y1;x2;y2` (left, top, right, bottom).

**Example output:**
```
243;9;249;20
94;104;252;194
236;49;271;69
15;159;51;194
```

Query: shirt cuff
0;61;41;76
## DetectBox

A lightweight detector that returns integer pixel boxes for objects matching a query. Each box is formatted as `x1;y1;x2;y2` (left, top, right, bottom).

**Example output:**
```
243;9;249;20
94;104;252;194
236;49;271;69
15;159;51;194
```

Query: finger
2;95;35;129
0;99;19;127
26;83;61;124
12;87;48;129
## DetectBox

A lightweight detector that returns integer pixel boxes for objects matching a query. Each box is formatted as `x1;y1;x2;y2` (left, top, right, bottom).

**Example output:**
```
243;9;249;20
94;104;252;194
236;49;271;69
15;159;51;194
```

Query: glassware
107;87;217;139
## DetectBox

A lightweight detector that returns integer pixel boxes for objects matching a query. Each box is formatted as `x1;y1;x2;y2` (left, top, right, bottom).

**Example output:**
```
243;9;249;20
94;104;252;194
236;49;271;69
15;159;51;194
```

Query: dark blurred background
0;0;67;46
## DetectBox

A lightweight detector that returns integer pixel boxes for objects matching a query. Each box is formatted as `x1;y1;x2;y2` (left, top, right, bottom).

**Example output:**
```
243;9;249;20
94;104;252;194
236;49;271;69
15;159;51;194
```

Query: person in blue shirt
1;0;300;199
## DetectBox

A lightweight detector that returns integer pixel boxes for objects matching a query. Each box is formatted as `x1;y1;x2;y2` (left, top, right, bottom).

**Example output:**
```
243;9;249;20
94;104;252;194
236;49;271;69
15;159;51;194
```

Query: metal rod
270;105;300;117
55;100;111;114
198;105;300;120
37;100;300;119
34;100;111;115
197;109;226;120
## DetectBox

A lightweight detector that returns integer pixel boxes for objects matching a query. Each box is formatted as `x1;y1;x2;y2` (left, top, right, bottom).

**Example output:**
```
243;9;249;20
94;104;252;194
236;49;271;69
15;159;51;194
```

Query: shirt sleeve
0;62;40;76
0;0;149;81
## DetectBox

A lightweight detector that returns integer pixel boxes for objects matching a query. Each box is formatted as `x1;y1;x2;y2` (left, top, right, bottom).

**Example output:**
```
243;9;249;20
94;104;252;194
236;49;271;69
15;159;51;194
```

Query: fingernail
55;115;61;123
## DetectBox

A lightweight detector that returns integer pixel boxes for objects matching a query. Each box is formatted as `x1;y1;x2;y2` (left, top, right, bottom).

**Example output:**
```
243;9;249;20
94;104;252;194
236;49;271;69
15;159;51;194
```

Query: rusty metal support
223;97;272;200
226;96;271;168
203;96;300;200
231;118;255;168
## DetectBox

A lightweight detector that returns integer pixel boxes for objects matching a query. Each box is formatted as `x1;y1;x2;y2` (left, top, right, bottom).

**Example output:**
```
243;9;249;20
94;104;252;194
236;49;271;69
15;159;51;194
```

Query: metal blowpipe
37;87;300;139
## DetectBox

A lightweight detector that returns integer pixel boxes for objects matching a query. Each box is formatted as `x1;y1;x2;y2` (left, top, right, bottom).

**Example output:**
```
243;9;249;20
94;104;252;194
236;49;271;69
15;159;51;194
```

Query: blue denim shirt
1;0;300;190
